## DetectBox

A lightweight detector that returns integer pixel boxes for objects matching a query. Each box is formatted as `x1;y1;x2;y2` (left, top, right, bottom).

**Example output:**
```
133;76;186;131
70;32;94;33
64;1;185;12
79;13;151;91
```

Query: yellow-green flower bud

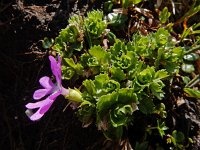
65;88;83;102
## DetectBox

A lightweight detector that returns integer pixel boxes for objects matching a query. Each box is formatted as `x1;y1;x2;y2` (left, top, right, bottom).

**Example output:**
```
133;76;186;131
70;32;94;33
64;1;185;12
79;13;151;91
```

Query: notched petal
49;56;62;85
29;110;44;121
39;76;54;89
33;89;50;100
25;103;40;109
49;56;58;77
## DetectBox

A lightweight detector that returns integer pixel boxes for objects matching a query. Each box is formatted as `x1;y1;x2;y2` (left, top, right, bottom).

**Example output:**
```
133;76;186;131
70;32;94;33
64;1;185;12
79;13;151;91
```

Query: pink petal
29;110;44;121
25;99;49;109
39;76;54;89
33;89;50;100
27;90;61;115
56;56;62;85
49;56;62;86
39;101;53;114
56;74;62;87
49;56;58;77
61;87;69;96
38;90;61;114
26;97;53;120
49;90;62;100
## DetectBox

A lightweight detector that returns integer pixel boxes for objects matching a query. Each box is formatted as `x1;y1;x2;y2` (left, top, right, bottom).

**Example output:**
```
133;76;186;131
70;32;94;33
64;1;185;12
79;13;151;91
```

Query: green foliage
153;103;167;118
131;0;143;5
107;13;128;28
110;66;126;81
42;37;54;49
84;10;107;47
88;45;110;72
52;25;84;54
181;46;200;73
159;7;171;24
184;88;200;98
132;28;184;73
80;74;138;139
136;67;168;100
42;7;199;149
181;63;195;73
49;10;107;56
184;53;199;61
138;95;155;114
62;58;83;80
52;26;178;141
156;120;168;138
167;130;186;149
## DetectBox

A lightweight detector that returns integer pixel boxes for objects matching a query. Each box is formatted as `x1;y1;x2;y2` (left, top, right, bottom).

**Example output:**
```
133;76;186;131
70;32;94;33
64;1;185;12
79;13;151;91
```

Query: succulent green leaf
64;58;83;75
67;25;80;43
83;80;96;96
68;14;83;26
62;66;75;80
89;46;110;64
117;54;132;69
139;97;155;114
172;47;184;59
110;67;126;81
118;88;138;104
88;57;99;67
181;63;195;73
77;102;95;127
138;67;154;84
184;53;199;61
80;55;97;70
110;104;133;127
93;74;120;96
159;7;171;24
52;43;63;52
153;103;167;118
154;70;168;79
150;81;165;100
84;10;107;40
110;40;126;58
103;80;120;93
97;92;118;118
94;74;110;91
157;120;168;138
87;10;104;21
172;130;185;143
80;53;90;67
42;37;54;49
154;28;170;45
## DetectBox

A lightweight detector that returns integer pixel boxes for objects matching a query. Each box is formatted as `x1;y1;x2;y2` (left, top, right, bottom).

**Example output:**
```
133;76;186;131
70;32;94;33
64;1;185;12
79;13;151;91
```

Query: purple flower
25;56;69;121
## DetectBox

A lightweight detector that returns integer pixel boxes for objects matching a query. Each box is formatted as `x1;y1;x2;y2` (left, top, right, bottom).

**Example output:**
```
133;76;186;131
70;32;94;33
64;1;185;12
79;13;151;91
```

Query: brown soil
0;0;105;150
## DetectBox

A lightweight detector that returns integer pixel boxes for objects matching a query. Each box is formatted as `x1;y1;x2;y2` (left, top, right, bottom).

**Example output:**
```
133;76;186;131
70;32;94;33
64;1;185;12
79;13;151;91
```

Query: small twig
62;102;72;112
18;51;46;55
184;45;200;55
185;74;200;88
